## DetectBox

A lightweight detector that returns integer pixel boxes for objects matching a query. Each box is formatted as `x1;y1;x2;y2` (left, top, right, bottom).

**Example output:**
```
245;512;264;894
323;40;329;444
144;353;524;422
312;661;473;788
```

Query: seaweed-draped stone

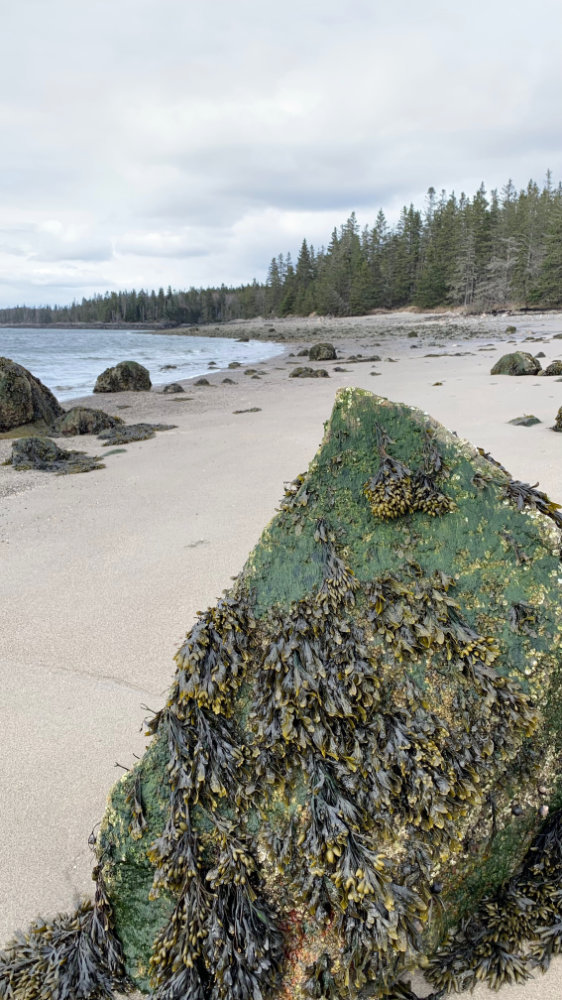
94;361;151;393
491;352;542;375
0;356;64;431
3;388;562;1000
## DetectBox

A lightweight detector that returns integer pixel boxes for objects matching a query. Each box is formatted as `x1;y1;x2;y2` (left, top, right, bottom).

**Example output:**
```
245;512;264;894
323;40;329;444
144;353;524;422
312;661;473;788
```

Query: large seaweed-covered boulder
8;436;104;474
55;407;124;436
491;351;541;375
3;388;562;1000
93;361;151;393
309;342;337;361
0;357;64;431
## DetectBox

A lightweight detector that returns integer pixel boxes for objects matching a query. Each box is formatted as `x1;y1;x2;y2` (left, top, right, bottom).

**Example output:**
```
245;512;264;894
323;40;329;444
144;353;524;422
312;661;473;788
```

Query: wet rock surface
0;357;64;431
7;436;104;474
3;389;562;1000
94;361;152;393
491;352;542;376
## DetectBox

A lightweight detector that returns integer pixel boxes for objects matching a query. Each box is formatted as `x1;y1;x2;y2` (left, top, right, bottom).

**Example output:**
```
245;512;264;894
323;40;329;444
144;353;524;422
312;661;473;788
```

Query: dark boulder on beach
0;356;64;432
55;407;124;436
309;342;337;360
3;389;562;1000
161;383;185;394
8;436;103;474
93;361;151;393
491;351;542;375
508;414;542;426
543;360;562;376
289;366;330;378
553;406;562;432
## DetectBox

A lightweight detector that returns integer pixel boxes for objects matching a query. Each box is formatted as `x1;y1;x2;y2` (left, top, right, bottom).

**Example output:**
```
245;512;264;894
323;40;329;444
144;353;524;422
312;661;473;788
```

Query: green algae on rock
3;388;562;1000
97;423;176;446
0;356;64;432
54;407;124;436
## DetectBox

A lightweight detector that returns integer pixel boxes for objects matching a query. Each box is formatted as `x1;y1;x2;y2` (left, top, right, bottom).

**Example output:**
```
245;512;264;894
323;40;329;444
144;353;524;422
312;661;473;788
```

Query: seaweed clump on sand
6;436;104;474
97;423;176;446
3;388;562;1000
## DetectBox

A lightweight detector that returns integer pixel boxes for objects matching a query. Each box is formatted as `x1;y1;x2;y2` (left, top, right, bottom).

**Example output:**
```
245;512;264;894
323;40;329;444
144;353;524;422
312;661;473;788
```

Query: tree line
2;173;562;327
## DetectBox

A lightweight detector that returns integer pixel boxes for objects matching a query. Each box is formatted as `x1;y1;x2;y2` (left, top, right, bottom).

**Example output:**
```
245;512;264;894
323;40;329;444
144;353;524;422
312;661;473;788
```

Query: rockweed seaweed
425;808;562;993
364;426;453;520
0;872;129;1000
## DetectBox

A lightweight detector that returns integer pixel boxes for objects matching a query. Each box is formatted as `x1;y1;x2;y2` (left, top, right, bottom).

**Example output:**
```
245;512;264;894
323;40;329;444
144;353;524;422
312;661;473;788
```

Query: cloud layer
0;0;560;306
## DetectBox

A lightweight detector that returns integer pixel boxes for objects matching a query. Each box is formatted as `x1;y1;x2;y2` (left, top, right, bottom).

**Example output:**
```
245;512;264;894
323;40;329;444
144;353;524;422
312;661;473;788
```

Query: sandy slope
1;310;562;998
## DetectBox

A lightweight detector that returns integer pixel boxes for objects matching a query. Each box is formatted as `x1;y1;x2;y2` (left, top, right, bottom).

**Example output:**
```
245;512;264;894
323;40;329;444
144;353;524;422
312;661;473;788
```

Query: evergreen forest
2;174;562;327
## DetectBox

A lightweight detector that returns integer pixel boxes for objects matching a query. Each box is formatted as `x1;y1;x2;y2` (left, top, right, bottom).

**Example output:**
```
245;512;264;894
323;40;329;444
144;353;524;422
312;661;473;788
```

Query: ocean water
0;328;285;402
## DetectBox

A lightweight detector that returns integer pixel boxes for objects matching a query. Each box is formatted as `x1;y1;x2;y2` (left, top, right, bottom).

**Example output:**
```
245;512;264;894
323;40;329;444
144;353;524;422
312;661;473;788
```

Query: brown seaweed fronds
0;899;130;1000
504;479;562;532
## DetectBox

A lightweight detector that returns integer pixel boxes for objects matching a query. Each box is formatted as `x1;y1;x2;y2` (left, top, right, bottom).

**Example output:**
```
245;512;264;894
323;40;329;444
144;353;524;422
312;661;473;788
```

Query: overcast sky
0;0;560;307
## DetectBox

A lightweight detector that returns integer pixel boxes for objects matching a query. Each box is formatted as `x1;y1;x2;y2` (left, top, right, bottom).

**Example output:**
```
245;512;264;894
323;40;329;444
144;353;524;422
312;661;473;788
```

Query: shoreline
2;311;562;999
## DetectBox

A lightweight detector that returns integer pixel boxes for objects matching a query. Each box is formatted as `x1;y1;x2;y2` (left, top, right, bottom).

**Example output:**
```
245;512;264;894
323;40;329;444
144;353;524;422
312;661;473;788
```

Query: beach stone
491;352;542;376
289;366;330;378
407;330;418;338
194;378;210;386
543;360;562;376
309;342;337;360
553;406;562;432
83;390;562;998
228;362;241;368
297;348;310;356
508;414;542;426
55;407;124;436
536;351;546;358
93;361;151;393
8;436;103;473
0;356;64;431
161;383;184;394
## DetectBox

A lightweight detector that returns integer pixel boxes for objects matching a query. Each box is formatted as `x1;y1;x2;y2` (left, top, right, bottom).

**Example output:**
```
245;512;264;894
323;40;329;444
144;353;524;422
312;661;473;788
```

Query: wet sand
1;310;562;997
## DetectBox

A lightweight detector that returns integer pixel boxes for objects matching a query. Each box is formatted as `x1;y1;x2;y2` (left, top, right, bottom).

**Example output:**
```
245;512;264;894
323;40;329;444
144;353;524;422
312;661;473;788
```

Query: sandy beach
1;310;562;998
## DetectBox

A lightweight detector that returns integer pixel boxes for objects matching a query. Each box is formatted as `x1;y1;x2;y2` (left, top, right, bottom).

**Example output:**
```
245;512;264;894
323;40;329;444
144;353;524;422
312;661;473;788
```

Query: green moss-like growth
0;356;64;431
3;389;562;1000
93;361;152;393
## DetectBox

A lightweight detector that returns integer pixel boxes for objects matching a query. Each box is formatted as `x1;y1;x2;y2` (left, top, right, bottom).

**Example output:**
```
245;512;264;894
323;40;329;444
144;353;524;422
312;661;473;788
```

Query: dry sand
1;310;562;998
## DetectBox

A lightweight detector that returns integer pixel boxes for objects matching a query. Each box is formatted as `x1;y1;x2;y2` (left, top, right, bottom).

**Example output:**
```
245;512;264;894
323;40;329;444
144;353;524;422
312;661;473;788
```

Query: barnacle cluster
364;427;453;520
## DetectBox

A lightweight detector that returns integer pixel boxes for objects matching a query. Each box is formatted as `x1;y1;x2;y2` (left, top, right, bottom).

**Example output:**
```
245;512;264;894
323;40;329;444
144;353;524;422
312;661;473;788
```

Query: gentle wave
0;327;284;401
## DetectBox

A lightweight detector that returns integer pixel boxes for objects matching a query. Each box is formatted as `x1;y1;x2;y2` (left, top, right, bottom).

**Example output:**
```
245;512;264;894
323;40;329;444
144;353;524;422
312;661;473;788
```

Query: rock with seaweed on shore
508;414;542;426
97;423;176;446
3;388;562;1000
6;436;104;474
289;366;329;378
552;406;562;432
309;342;337;361
0;357;64;431
543;360;562;376
491;352;542;376
54;407;124;436
161;383;185;394
93;361;152;393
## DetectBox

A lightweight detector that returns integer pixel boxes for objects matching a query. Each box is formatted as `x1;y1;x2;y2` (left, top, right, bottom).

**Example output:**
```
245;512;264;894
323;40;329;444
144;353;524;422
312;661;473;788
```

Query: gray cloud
0;0;561;305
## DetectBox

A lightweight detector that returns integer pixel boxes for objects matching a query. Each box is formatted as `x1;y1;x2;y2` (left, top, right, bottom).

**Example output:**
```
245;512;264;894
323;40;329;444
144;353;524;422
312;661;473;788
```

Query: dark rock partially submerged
491;352;542;376
3;389;562;1000
94;361;152;393
97;423;176;446
54;407;124;436
0;357;64;431
7;437;104;474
